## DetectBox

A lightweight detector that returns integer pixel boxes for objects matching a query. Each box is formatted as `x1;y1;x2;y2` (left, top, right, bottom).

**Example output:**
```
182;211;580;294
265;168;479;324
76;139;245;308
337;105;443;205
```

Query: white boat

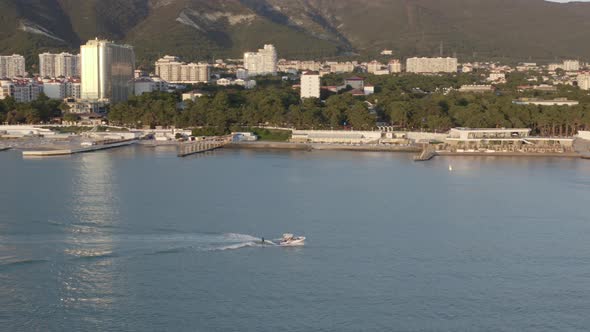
279;233;306;246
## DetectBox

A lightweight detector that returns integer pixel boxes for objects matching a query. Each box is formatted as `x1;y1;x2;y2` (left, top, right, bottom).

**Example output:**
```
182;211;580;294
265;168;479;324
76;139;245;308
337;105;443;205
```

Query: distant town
2;39;590;159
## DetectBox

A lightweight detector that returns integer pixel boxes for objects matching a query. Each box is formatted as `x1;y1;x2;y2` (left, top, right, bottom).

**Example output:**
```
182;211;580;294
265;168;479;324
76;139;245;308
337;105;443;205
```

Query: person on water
261;237;265;245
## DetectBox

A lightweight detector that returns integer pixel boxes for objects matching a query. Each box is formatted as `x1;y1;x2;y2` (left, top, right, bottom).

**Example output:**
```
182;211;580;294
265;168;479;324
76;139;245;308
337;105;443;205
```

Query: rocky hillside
1;0;590;68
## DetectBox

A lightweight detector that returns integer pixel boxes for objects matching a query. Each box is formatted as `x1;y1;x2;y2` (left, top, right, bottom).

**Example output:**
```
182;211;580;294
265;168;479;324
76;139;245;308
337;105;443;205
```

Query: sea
1;146;590;331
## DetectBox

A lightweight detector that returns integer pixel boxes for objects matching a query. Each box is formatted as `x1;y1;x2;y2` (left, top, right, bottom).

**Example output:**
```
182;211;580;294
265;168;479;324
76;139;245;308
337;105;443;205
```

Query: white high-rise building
406;57;458;73
0;54;26;78
80;39;135;103
243;44;277;76
155;56;209;83
39;52;80;78
39;53;57;77
563;60;580;72
577;73;590;90
300;71;320;99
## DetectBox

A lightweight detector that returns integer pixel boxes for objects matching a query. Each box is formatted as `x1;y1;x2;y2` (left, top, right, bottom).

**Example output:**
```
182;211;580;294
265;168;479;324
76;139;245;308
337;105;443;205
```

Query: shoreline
227;141;585;158
436;151;581;158
227;141;421;153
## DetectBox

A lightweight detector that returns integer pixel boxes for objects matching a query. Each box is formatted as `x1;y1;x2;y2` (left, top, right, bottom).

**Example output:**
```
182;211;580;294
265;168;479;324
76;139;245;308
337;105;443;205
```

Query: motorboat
279;233;305;246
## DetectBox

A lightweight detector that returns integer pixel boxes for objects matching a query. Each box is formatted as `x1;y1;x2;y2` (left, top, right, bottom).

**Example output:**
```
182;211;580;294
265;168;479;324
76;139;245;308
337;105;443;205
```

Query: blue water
1;146;590;331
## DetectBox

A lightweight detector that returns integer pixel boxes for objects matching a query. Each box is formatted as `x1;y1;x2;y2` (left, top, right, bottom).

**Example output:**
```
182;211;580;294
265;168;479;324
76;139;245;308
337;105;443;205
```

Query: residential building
236;68;249;80
577;72;590;90
388;60;402;73
458;85;495;93
43;81;67;99
0;54;25;78
277;60;322;72
300;71;320;99
39;52;80;78
328;61;355;73
154;56;210;83
182;90;208;102
406;57;458;73
243;44;277;76
12;81;42;103
345;76;364;90
80;39;135;103
216;78;256;89
488;72;506;82
512;98;579;106
67;80;81;99
133;76;169;96
63;98;108;114
367;60;383;74
0;80;14;99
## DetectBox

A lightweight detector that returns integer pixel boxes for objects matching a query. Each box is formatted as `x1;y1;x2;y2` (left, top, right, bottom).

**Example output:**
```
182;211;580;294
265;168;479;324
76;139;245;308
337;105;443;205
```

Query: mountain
1;0;590;69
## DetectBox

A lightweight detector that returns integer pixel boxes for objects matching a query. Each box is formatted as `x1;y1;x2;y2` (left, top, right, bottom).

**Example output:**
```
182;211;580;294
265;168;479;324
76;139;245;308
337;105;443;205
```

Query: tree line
4;72;590;137
0;94;63;124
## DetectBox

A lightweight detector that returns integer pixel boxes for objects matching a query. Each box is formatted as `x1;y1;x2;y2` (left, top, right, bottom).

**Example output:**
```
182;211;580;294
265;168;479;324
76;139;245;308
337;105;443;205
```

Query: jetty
414;145;437;161
177;135;233;157
22;139;136;157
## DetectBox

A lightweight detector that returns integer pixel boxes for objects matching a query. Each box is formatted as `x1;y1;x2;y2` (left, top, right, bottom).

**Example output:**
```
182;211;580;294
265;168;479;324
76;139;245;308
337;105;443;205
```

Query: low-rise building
458;85;495;93
133;76;169;96
344;76;364;90
291;130;382;144
512;98;579;106
182;90;208;102
388;60;402;73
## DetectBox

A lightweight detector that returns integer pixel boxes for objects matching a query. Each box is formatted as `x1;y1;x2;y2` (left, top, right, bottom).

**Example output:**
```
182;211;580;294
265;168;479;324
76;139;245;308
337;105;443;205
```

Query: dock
177;136;233;157
22;140;136;157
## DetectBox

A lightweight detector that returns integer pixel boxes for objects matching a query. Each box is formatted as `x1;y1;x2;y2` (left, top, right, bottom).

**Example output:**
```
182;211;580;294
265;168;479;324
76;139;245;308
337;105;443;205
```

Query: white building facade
39;52;80;78
0;54;26;78
300;71;320;99
406;57;458;73
243;44;277;76
155;56;209;83
80;39;135;103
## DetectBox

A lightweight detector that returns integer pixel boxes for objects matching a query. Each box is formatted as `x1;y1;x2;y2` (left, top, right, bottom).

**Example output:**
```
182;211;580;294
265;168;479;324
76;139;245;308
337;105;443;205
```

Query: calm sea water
1;146;590;331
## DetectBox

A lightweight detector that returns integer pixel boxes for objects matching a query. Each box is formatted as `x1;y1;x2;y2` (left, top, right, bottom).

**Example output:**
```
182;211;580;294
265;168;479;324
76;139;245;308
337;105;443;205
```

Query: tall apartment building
80;39;135;103
0;54;26;78
39;52;81;78
549;60;580;72
388;60;402;73
406;57;458;73
155;56;210;83
300;71;320;99
577;73;590;90
563;60;580;72
243;44;277;76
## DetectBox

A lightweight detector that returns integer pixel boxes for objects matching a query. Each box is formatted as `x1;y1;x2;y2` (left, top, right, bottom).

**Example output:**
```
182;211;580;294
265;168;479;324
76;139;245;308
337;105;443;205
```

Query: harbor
2;125;590;161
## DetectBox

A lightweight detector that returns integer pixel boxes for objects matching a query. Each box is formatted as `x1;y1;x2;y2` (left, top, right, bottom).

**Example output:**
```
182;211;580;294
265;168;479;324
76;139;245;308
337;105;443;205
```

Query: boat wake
0;232;298;268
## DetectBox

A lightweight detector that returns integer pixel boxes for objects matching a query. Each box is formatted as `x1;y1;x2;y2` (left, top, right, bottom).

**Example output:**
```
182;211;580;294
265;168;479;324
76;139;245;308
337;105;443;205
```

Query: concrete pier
177;136;232;157
22;140;136;157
